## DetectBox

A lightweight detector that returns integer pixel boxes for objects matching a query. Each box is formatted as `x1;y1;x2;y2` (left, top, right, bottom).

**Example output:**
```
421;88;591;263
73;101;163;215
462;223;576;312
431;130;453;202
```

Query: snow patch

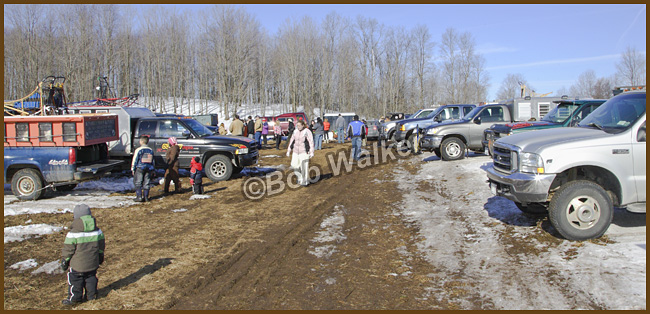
172;208;188;213
4;194;136;216
10;259;38;271
4;224;64;243
309;205;347;259
31;260;64;275
189;194;211;200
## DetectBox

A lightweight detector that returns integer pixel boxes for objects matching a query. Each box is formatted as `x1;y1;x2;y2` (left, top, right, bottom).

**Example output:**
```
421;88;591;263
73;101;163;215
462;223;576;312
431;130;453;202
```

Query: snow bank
4;224;65;243
31;260;64;275
10;259;38;271
4;194;135;216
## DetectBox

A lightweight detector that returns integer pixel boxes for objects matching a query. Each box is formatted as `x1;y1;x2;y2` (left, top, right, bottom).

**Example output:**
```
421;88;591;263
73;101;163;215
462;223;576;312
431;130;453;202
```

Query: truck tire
440;137;465;161
548;180;613;241
433;149;442;158
205;155;233;182
515;202;547;215
233;166;244;174
11;168;45;200
56;184;77;192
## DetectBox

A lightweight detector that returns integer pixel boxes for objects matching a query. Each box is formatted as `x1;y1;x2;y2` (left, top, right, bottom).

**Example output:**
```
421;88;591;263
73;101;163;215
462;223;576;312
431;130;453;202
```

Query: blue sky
173;4;645;100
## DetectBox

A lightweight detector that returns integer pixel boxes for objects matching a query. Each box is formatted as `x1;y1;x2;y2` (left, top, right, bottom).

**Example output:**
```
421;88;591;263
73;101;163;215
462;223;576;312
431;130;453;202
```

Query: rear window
38;123;53;142
63;123;77;142
16;123;29;142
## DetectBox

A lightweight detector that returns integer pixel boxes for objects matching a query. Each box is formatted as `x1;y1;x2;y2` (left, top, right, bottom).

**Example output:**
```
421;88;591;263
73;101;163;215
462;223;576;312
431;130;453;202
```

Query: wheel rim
565;195;601;230
17;177;35;195
445;142;462;157
210;161;227;177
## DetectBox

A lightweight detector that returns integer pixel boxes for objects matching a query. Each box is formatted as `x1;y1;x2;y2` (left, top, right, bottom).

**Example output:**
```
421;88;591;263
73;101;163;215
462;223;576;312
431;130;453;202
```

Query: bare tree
496;73;529;100
616;46;646;86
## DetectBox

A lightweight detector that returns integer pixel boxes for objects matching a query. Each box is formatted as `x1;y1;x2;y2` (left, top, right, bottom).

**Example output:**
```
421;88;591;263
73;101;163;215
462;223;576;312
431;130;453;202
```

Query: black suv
134;117;258;182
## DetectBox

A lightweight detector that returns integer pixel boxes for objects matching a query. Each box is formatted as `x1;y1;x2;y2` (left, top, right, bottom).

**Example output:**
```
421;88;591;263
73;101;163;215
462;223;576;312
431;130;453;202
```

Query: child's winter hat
73;204;91;219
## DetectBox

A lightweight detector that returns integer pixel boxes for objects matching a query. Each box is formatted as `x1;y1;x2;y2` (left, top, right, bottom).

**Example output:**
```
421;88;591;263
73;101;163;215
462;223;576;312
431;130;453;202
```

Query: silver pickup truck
485;90;646;240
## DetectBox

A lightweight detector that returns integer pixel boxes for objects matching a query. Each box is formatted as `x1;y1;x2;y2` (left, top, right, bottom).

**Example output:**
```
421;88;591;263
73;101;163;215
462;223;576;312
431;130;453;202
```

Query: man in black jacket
246;116;255;140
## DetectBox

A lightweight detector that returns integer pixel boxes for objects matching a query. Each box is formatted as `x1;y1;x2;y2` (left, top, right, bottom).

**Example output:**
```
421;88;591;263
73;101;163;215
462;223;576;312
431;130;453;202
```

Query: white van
324;112;357;141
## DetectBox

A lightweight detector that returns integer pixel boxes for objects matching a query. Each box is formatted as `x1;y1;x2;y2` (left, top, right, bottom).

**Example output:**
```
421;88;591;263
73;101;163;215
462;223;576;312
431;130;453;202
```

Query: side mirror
182;130;191;138
434;115;442;122
638;124;646;142
474;117;482;125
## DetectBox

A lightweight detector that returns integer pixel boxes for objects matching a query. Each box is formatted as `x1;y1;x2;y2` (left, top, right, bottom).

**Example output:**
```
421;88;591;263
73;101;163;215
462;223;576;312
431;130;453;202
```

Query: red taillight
69;147;76;165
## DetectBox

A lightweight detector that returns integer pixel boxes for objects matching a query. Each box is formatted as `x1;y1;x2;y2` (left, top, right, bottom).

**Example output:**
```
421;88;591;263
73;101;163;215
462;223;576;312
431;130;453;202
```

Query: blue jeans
134;168;151;191
351;136;362;160
314;134;323;150
337;128;345;143
255;131;262;147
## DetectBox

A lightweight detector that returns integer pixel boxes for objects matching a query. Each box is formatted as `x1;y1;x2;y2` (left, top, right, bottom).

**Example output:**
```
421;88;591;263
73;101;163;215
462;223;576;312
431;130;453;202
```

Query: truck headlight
236;148;249;154
519;152;544;174
399;125;406;131
426;127;439;135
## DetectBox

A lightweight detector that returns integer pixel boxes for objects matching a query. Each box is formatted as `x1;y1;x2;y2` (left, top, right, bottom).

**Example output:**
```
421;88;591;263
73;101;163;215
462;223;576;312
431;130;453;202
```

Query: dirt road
4;142;646;310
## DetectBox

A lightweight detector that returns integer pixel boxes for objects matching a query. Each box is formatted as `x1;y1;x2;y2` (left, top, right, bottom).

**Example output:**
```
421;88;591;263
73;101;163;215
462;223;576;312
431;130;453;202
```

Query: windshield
542;104;580;123
578;93;646;133
423;107;443;119
462;106;483;121
184;118;214;137
413;109;434;119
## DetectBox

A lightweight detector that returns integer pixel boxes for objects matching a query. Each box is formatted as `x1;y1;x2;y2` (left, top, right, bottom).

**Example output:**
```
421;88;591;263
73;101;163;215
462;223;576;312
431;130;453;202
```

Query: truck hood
203;135;256;146
496;127;607;153
491;120;559;133
423;119;467;130
505;120;557;130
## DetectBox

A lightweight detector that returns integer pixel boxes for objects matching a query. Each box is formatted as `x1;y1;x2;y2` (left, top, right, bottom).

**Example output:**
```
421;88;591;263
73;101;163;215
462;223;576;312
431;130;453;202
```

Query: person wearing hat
60;204;105;305
254;115;263;147
164;136;181;194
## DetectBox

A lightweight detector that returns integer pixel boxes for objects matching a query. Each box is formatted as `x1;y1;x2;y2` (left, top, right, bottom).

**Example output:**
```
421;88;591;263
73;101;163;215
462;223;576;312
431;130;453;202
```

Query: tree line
4;4;645;120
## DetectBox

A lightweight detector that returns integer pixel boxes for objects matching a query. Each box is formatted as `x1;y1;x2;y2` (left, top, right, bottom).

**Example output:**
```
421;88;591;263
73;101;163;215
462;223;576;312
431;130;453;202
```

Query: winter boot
143;189;150;202
199;184;204;194
134;188;143;202
62;299;81;306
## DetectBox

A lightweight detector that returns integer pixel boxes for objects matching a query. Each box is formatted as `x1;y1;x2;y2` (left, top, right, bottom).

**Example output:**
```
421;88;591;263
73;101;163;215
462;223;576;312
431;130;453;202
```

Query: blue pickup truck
4;115;124;200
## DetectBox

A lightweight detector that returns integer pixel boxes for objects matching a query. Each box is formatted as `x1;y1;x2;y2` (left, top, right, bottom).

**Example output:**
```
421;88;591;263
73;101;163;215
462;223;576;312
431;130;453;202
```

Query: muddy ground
4;141;646;310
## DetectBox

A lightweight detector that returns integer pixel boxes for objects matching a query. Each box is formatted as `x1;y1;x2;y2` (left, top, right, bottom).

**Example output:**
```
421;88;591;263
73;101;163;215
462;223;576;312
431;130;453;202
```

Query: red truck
272;112;308;136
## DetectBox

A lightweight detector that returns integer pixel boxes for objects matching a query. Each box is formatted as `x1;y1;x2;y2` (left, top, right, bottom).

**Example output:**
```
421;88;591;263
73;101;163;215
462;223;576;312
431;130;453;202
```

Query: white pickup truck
485;90;646;240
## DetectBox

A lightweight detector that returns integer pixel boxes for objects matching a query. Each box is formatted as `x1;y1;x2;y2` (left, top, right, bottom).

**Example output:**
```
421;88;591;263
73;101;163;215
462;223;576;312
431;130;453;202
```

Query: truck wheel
515;202;547;215
205;155;233;182
548;180;613;241
11;169;44;200
433;149;442;158
56;184;77;192
440;137;465;161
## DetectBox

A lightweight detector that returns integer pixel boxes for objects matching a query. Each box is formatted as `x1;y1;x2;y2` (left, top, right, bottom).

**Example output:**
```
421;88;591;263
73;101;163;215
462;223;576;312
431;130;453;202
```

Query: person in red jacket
190;157;204;194
323;118;331;143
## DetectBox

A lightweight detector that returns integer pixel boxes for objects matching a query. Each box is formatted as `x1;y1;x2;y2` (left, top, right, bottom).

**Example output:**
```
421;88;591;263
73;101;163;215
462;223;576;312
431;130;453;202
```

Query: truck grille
493;144;517;173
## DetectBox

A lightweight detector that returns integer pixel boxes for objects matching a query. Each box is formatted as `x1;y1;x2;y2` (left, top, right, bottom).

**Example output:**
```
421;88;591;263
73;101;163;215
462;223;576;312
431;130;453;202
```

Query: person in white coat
287;120;315;186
